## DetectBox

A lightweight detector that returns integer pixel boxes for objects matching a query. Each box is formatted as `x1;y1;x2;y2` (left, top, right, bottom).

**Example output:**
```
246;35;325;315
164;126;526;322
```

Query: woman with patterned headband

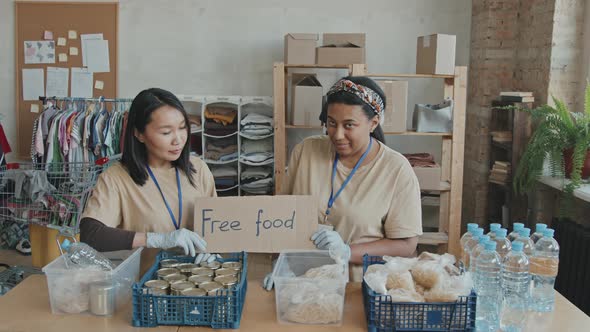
264;76;422;288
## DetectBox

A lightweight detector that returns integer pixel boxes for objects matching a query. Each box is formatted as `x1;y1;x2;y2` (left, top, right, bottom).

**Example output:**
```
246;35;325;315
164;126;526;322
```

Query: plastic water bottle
487;223;501;240
494;228;512;259
515;228;534;257
508;222;525;242
470;235;490;273
61;239;115;271
530;228;560;312
462;228;484;271
500;241;530;332
461;223;479;250
530;223;548;244
475;241;502;332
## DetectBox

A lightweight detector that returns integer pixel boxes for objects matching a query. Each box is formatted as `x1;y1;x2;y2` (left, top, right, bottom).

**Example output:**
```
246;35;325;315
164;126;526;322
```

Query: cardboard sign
193;195;318;253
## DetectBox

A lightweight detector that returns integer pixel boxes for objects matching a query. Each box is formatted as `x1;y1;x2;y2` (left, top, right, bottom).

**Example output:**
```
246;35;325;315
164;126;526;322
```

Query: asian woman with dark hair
80;88;218;263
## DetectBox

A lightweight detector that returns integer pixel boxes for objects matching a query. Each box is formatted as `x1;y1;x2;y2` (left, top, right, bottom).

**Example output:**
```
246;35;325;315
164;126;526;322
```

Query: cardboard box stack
316;33;365;65
376;80;408;133
416;34;456;75
290;73;323;126
284;33;318;64
489;161;511;185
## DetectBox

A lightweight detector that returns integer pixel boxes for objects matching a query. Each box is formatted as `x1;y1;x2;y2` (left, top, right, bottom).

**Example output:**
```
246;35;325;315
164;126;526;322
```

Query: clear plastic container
42;247;143;315
272;250;348;325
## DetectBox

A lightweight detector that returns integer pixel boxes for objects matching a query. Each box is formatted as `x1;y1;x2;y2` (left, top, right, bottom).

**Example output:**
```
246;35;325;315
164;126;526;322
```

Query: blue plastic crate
132;251;247;328
362;255;476;332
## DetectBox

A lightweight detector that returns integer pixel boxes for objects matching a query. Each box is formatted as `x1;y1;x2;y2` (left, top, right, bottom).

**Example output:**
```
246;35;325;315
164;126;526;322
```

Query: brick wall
462;0;586;228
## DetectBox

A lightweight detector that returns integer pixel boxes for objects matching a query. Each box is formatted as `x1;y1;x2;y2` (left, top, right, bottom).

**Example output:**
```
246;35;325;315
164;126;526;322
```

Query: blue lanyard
147;166;182;230
325;137;373;220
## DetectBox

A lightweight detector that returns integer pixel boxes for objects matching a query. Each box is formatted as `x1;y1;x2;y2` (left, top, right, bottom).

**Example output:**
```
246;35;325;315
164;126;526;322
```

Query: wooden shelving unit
272;63;468;257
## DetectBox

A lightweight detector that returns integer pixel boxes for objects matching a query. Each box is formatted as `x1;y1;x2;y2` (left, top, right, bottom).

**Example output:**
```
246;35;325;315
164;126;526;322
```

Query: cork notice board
15;1;118;159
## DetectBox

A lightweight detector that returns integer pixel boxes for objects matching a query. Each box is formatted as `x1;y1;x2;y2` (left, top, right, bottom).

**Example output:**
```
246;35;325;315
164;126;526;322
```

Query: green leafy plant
514;83;590;196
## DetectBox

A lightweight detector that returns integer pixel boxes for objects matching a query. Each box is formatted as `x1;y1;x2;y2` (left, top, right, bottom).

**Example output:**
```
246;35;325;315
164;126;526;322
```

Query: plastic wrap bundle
364;252;472;303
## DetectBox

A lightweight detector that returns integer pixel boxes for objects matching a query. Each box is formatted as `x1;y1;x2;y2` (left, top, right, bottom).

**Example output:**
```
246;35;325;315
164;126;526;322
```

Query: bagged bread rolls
386;270;415;292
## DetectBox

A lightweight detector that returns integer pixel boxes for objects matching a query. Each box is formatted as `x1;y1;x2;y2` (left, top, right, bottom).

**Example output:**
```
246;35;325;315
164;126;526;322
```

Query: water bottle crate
132;251;247;328
362;255;476;332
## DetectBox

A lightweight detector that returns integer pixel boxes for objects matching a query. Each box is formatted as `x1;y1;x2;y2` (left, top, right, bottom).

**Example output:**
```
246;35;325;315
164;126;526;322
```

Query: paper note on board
94;80;104;90
58;53;68;62
43;31;53;40
80;33;103;66
69;47;78;55
30;104;40;113
85;39;110;73
57;37;66;46
193;195;318;253
22;69;44;101
46;67;69;98
24;41;55;64
71;68;93;98
68;30;77;39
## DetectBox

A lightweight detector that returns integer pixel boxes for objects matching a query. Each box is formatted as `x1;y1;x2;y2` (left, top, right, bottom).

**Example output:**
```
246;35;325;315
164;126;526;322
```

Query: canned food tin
199;281;223;296
191;267;214;277
156;268;179;280
159;259;180;269
145;280;169;295
181;288;207;296
200;260;222;270
177;263;199;276
170;281;195;295
214;275;238;289
215;268;238;277
163;273;187;284
221;261;241;271
188;274;212;286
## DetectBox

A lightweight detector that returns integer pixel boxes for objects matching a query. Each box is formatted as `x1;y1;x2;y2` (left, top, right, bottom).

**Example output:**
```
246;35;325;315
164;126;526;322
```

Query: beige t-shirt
82;156;217;233
285;136;423;280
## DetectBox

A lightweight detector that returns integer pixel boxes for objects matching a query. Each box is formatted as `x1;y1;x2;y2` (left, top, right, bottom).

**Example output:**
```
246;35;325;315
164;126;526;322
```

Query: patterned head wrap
327;79;385;123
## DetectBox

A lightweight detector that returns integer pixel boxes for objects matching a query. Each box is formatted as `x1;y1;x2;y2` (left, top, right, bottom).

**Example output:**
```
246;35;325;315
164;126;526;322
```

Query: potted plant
514;83;590;196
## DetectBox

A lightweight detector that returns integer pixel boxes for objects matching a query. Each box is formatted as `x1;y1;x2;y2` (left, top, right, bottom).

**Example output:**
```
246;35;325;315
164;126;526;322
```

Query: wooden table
1;275;588;331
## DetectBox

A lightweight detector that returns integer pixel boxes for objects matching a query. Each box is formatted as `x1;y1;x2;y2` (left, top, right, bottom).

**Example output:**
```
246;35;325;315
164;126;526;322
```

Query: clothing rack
38;96;134;106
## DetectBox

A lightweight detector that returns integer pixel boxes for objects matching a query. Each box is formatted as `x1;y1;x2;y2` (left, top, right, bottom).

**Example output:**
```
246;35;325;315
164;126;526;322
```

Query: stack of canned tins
144;258;242;296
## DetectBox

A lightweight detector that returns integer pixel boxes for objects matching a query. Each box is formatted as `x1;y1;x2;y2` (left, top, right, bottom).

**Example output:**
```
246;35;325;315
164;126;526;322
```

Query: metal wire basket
0;155;120;239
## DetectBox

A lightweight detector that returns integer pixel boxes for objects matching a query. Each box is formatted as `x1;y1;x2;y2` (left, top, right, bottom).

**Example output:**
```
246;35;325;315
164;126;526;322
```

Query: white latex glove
194;253;222;265
146;229;206;257
311;229;351;261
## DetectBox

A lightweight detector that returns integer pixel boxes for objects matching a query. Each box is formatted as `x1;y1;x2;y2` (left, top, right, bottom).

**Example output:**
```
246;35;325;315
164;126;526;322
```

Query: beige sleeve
201;165;217;197
81;171;122;228
283;142;304;195
384;164;423;239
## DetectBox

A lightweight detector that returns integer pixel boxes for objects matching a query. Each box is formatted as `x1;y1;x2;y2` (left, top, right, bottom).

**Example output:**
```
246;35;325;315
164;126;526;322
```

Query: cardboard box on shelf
376;80;408;133
416;34;456;75
284;33;318;64
413;165;442;191
316;33;365;65
291;73;323;126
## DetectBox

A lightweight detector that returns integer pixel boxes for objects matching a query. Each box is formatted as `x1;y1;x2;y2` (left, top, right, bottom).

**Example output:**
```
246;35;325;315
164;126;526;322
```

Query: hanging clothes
31;100;129;166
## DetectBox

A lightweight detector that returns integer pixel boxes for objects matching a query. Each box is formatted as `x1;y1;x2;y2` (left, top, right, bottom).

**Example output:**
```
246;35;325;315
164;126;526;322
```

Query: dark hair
319;76;386;143
121;88;196;186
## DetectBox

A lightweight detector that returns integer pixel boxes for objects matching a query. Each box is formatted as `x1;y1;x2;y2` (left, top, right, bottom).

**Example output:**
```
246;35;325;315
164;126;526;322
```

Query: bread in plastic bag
386;288;425;302
303;263;345;279
411;261;443;289
364;266;388;295
383;256;418;273
386;270;415;292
